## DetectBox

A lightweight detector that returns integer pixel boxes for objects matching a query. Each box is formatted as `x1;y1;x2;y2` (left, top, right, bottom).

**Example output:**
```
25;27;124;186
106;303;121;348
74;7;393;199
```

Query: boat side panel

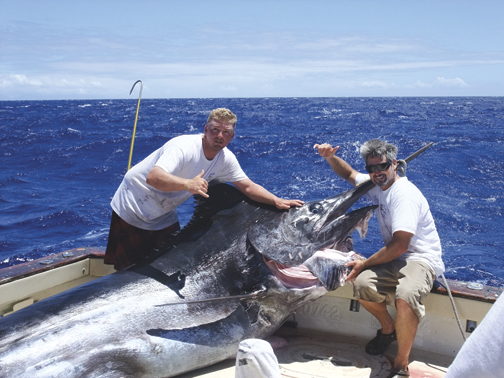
294;284;495;358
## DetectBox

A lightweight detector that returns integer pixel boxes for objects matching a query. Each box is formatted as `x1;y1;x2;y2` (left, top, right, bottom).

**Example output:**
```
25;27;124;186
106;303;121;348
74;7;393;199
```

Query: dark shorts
104;211;180;271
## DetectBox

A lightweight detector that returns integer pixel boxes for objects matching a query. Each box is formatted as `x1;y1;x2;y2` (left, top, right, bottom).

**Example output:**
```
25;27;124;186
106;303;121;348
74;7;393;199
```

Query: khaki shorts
352;259;436;321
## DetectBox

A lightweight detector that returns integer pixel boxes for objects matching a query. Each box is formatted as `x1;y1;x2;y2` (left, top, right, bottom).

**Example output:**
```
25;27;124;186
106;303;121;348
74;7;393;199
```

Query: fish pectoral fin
147;300;243;331
146;305;253;346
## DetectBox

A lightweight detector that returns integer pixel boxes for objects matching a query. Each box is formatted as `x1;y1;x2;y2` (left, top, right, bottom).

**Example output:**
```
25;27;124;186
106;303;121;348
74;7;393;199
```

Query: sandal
386;367;410;378
365;329;396;355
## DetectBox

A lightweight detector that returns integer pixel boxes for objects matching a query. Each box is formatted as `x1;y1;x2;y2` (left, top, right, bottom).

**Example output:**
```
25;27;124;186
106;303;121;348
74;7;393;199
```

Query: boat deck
178;327;451;377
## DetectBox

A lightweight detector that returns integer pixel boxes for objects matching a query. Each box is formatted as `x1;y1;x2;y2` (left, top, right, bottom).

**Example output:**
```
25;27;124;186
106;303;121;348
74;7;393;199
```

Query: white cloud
436;77;468;87
1;74;105;89
408;77;469;89
2;74;43;87
45;58;500;79
410;80;429;88
359;81;396;88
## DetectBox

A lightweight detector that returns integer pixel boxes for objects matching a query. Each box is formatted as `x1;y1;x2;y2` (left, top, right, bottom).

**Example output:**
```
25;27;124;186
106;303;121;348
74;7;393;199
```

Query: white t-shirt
111;134;248;231
356;174;445;277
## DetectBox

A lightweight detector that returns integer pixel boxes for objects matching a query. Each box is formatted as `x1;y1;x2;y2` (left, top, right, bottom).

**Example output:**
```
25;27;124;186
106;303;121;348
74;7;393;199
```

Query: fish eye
309;203;324;214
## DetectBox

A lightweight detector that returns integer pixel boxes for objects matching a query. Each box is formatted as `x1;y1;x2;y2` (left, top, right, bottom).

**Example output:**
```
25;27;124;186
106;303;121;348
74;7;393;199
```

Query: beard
372;173;393;188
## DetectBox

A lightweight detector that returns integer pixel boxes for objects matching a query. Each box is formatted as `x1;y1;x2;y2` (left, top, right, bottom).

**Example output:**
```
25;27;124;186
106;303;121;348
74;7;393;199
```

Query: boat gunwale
0;247;502;303
0;247;105;285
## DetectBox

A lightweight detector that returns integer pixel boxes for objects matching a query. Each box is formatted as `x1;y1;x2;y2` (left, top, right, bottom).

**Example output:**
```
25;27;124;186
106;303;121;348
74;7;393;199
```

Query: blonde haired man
105;108;303;270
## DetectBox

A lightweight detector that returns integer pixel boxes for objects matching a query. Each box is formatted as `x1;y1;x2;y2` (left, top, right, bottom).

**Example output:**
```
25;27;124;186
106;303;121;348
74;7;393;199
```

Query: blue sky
1;0;503;100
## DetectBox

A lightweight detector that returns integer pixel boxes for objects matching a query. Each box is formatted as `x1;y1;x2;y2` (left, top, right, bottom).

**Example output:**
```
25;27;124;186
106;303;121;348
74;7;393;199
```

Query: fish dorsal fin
134;181;273;268
192;180;246;219
189;179;280;219
176;180;246;241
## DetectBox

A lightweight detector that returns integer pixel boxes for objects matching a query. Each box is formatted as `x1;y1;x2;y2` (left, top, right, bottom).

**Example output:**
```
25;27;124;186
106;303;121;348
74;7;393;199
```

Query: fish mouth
246;235;323;290
247;206;376;291
262;255;322;289
252;206;375;291
262;249;363;291
247;202;376;269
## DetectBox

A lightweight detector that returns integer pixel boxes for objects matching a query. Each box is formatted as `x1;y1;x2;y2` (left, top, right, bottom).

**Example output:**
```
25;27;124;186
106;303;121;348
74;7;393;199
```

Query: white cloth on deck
445;293;504;378
235;339;281;378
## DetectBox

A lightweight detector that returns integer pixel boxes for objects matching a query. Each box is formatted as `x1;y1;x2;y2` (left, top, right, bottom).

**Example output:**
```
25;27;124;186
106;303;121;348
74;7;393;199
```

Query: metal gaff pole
396;141;434;176
127;80;143;171
404;142;434;163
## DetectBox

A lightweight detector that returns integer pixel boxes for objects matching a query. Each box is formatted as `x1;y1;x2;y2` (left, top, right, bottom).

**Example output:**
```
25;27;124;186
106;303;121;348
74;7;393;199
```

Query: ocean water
1;97;503;287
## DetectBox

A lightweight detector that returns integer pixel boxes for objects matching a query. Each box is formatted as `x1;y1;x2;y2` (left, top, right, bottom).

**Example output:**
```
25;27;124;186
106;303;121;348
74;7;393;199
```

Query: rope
396;145;465;340
441;273;467;342
395;146;467;341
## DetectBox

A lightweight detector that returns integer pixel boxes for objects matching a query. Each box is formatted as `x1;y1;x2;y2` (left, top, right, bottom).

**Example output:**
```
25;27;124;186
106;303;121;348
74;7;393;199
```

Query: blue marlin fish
0;181;375;378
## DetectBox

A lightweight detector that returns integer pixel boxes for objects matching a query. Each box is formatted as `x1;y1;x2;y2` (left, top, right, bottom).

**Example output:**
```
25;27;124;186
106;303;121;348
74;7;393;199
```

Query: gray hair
360;139;398;163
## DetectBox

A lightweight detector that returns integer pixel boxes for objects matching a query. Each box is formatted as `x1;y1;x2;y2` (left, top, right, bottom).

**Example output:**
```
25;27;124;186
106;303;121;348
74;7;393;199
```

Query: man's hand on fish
345;258;365;282
313;143;339;158
274;198;305;210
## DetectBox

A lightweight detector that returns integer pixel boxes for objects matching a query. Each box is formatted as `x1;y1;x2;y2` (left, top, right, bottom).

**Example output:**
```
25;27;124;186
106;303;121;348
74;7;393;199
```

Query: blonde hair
207;108;237;130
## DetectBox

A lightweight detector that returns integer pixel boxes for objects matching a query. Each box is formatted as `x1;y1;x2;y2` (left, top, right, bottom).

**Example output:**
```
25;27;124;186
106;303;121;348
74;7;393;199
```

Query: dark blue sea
1;97;503;287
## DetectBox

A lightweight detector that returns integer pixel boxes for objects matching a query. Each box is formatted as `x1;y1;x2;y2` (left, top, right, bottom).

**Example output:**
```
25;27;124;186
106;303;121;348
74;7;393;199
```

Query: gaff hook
127;80;143;171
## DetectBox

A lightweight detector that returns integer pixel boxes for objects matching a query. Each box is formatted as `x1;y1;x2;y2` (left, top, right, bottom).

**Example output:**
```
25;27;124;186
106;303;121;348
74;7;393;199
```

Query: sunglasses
365;161;392;173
